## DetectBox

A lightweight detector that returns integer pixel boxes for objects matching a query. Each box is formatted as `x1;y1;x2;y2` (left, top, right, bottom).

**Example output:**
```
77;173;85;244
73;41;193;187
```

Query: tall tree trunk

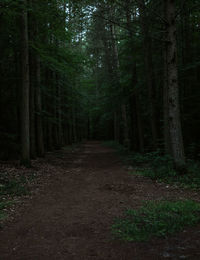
53;73;60;149
114;112;120;142
45;69;53;150
122;104;130;149
29;56;36;159
56;74;63;147
135;95;145;153
29;0;36;159
100;15;120;143
138;0;158;150
125;0;144;152
110;22;130;148
72;105;77;143
35;54;45;156
163;42;171;154
164;0;185;169
20;0;31;166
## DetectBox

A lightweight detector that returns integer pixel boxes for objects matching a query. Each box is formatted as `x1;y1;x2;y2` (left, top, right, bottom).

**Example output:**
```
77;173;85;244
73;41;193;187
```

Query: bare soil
0;141;200;259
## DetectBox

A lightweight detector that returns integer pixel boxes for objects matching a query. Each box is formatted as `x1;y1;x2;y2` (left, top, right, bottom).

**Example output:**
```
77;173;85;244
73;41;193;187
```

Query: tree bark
20;0;31;166
72;105;77;143
110;21;130;148
122;104;130;149
56;74;64;147
35;54;45;156
135;95;145;153
164;0;185;169
114;112;120;142
125;0;144;152
29;0;36;159
138;0;158;150
163;43;171;154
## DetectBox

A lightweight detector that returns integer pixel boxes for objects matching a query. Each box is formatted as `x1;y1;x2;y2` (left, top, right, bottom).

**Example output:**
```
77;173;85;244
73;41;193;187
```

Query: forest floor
0;141;200;260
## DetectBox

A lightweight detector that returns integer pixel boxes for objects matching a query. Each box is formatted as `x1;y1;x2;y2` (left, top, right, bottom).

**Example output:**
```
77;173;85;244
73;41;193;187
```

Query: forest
0;0;199;168
1;0;200;259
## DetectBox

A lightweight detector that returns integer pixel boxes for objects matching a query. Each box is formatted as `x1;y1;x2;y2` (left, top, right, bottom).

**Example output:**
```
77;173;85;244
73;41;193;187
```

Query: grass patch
0;171;36;227
112;200;200;242
132;159;200;190
104;141;200;190
0;175;31;197
0;200;14;226
103;141;130;158
129;152;200;190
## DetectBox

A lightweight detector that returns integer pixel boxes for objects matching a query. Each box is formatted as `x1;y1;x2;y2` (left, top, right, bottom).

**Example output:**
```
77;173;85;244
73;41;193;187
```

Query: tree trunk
56;73;64;147
163;39;171;154
100;17;120;143
136;95;145;153
138;0;158;149
125;0;144;152
35;53;45;156
164;0;185;169
29;56;36;159
53;73;60;149
72;105;77;143
20;0;31;166
29;0;36;159
110;22;130;148
122;104;130;149
114;112;120;142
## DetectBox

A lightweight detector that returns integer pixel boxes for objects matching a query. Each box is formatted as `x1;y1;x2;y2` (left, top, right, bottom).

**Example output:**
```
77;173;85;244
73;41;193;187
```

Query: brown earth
0;141;200;260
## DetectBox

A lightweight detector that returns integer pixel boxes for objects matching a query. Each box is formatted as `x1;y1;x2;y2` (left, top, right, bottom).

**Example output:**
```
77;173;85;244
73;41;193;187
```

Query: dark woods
0;0;200;169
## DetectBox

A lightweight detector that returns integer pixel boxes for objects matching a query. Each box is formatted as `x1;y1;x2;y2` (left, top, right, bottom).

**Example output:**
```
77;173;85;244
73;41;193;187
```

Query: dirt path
0;142;200;259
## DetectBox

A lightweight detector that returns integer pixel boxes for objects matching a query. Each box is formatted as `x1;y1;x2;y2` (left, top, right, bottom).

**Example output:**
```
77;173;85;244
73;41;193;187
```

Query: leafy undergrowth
104;141;129;157
0;170;36;227
0;201;14;227
112;200;200;242
131;155;200;190
104;141;200;190
0;173;34;197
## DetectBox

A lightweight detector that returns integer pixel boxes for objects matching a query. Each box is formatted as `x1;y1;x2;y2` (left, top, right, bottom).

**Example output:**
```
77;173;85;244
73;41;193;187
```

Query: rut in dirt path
0;142;200;260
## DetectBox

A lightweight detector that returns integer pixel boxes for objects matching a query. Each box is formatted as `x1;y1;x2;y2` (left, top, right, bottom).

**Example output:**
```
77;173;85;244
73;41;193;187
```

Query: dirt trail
0;142;200;259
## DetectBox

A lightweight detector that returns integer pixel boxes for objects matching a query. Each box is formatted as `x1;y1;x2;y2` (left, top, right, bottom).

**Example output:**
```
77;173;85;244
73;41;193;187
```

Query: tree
164;0;186;169
0;0;200;168
20;0;31;166
138;0;158;149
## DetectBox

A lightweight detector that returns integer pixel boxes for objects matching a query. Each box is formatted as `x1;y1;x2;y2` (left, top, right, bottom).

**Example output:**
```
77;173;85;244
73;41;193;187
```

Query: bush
112;200;200;242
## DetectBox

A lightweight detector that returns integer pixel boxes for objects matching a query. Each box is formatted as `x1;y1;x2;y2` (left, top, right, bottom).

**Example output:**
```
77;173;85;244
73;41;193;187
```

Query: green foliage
129;151;177;180
112;200;200;242
0;171;36;226
103;141;129;156
107;142;200;189
0;174;31;197
0;201;13;226
133;159;200;190
127;151;173;167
